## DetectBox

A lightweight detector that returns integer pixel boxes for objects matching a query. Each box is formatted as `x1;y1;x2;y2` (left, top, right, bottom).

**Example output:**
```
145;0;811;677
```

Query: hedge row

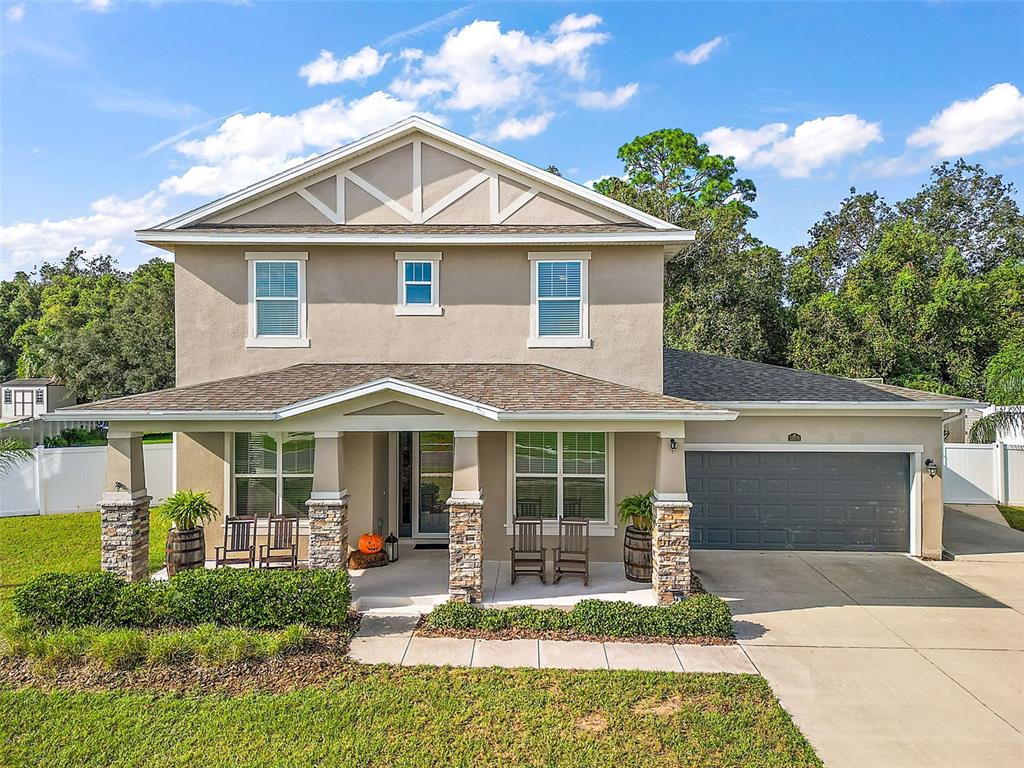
427;595;734;638
14;569;351;629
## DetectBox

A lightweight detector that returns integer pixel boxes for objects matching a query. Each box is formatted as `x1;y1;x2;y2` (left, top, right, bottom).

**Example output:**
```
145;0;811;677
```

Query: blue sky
1;0;1022;278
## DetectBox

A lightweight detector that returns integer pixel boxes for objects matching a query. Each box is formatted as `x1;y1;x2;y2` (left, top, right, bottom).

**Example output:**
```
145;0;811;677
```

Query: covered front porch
350;540;657;615
51;363;736;606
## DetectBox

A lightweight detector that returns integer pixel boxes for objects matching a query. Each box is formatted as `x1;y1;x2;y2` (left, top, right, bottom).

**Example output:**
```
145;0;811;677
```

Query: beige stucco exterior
174;244;665;392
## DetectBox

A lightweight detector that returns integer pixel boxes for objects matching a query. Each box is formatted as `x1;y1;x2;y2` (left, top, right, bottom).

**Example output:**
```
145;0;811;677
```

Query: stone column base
307;497;350;570
99;494;152;582
652;499;692;605
447;498;484;603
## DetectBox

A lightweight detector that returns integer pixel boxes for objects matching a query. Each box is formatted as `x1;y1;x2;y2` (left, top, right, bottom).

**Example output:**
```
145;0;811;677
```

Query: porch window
233;432;314;518
246;253;308;347
395;252;442;315
514;431;607;522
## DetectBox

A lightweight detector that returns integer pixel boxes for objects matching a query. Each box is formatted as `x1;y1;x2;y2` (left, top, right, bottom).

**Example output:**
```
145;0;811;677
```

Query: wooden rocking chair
259;515;299;569
510;498;546;584
553;516;590;585
215;516;256;567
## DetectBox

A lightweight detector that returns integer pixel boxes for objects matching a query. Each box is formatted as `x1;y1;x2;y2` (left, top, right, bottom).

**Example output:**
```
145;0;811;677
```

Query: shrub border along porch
423;595;735;642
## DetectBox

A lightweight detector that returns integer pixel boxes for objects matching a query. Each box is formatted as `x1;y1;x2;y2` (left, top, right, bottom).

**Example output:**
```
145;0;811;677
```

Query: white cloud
702;114;882;177
552;13;602;34
491;112;554;141
674;35;726;66
299;46;391;86
391;17;610;113
89;86;201;120
160;91;440;196
0;192;167;277
701;122;788;164
576;82;638;110
5;4;26;22
907;82;1024;156
76;0;114;12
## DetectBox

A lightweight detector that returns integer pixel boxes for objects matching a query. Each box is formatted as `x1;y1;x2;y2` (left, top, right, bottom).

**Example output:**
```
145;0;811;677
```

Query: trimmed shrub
425;594;734;639
14;572;123;627
14;568;351;629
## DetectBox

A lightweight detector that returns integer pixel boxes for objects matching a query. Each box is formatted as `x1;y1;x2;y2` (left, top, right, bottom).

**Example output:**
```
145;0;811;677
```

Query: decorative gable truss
204;135;629;228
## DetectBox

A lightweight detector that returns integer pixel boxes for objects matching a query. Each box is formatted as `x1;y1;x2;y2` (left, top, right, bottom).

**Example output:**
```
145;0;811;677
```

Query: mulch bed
0;621;361;695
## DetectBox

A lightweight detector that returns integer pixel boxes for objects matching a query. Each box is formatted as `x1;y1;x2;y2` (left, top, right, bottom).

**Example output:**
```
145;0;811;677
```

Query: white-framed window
2;389;10;405
245;252;309;348
528;252;590;347
508;431;613;532
232;432;315;519
34;389;44;405
395;251;442;316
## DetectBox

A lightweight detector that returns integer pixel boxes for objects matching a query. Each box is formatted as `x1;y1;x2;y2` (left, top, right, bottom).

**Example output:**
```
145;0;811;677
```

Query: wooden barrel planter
623;525;652;583
166;527;206;576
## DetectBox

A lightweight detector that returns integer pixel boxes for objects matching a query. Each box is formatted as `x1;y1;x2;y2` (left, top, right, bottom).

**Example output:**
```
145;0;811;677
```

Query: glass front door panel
418;431;453;536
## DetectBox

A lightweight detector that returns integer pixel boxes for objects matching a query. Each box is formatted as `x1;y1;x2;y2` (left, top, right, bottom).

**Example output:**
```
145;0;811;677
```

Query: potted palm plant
161;489;219;576
618;490;654;583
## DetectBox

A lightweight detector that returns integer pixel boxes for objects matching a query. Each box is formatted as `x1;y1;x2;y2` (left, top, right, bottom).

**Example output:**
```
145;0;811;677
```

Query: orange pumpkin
358;533;384;555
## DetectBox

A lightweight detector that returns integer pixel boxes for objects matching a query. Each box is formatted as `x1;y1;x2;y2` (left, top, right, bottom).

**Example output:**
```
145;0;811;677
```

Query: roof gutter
703;400;988;411
135;229;696;249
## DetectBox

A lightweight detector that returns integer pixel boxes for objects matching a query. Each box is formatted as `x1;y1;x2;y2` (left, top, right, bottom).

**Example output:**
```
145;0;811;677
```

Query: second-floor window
395;252;442;315
246;252;309;347
529;252;590;347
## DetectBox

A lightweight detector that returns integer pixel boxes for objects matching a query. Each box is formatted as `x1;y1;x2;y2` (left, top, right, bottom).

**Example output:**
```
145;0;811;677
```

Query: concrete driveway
692;507;1024;768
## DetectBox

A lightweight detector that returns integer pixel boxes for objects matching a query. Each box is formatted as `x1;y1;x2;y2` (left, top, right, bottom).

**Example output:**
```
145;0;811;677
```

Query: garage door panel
687;451;910;552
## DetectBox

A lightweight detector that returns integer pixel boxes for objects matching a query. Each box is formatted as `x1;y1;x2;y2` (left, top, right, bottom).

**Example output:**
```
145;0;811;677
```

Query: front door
13;390;33;418
409;431;454;539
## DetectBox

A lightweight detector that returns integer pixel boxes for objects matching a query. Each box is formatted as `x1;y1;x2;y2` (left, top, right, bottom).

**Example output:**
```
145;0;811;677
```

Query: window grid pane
537;261;581;298
281;477;312;518
282;433;315;475
563;432;606;475
405;284;432;305
234;432;277;475
515;432;557;474
563;478;605;520
235;477;278;518
254;262;299;298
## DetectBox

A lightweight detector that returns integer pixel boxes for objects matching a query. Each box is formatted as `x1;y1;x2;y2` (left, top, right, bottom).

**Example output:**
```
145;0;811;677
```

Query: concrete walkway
349;614;756;672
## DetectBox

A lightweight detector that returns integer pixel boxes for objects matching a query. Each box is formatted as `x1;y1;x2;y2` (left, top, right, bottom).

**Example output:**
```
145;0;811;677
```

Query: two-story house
56;118;980;603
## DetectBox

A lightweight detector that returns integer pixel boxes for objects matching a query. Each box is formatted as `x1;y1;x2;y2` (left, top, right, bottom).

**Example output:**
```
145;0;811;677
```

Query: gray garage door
687;451;910;552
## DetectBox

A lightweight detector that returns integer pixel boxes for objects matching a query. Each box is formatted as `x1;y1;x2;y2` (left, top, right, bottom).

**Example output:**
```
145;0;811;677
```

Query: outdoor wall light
670;438;678;450
925;459;938;478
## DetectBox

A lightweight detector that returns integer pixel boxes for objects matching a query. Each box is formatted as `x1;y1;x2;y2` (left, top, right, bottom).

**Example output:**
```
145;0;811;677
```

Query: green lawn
0;509;170;625
0;667;820;768
998;505;1024;532
0;511;821;767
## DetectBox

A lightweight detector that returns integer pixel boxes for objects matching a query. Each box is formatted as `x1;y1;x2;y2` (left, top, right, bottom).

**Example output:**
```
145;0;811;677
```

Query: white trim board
148;117;681;232
685;443;925;452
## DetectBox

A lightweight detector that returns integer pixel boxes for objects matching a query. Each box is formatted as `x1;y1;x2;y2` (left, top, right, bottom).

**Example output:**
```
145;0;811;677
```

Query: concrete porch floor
350;541;656;615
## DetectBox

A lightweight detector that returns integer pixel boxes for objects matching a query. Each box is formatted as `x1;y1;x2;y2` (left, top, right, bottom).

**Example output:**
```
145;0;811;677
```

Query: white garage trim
686;443;923;557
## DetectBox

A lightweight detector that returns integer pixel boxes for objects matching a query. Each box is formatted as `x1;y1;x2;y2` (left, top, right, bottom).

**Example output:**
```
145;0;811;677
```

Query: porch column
99;431;151;581
306;431;349;570
448;431;484;603
652;431;692;604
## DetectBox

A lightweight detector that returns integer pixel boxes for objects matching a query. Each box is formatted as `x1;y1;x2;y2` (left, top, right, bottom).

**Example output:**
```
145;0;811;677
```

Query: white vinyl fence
943;443;1024;505
0;443;172;517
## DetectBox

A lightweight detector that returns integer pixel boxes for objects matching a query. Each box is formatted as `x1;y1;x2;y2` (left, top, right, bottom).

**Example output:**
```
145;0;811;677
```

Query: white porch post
448;430;484;603
99;431;151;581
652;430;692;604
306;431;350;570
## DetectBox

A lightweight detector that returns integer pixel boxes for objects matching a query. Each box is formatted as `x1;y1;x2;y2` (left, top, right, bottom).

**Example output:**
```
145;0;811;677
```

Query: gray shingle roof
65;363;715;414
663;348;979;404
1;378;55;387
